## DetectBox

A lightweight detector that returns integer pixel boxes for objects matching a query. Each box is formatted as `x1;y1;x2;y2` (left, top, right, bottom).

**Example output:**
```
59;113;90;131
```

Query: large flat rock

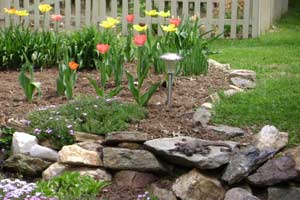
144;137;238;169
105;131;148;144
103;147;168;173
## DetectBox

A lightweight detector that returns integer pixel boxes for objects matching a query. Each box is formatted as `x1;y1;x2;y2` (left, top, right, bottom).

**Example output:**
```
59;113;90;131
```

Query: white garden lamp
160;53;183;107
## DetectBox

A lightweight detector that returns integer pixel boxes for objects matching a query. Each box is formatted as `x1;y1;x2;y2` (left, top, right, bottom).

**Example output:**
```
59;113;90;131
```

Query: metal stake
167;72;173;107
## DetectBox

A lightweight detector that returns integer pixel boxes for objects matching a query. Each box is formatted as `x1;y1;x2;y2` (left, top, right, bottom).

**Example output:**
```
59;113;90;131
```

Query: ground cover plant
27;97;147;148
211;6;300;144
36;172;110;200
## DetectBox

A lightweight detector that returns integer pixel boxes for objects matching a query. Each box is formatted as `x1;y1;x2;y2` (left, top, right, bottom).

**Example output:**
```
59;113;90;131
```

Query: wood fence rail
0;0;289;39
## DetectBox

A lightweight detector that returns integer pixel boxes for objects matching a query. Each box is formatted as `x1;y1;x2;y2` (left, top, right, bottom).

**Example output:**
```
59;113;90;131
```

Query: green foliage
211;7;300;145
18;56;42;102
28;97;147;148
36;172;110;200
126;46;160;107
56;55;78;100
0;127;14;155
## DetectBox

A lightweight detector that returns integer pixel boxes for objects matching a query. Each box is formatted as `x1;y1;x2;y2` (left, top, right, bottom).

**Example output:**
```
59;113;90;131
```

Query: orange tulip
133;34;147;47
68;61;79;70
96;44;110;54
126;14;134;23
170;18;181;27
51;14;63;21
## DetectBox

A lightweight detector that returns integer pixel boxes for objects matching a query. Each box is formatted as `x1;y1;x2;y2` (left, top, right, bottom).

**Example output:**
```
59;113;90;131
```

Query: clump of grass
28;97;147;149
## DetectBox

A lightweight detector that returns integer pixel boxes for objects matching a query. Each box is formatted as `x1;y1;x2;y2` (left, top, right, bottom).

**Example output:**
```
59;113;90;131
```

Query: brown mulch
0;65;252;200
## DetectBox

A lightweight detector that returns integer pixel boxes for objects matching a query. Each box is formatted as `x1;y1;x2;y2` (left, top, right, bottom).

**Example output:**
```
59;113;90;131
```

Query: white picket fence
0;0;289;39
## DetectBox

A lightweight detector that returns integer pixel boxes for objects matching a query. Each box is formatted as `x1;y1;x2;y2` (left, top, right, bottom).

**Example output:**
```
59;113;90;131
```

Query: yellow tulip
15;10;29;17
133;24;148;32
145;10;158;17
39;4;52;13
107;17;120;25
99;20;116;29
158;11;170;18
4;8;17;15
161;24;177;32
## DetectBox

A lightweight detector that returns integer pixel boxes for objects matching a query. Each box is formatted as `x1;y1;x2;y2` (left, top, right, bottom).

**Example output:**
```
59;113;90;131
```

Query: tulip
133;24;147;32
133;34;147;47
161;24;177;32
126;14;134;23
51;14;63;21
15;10;29;17
145;10;158;17
158;11;171;18
96;44;110;54
68;61;79;70
170;18;181;27
107;17;120;25
99;20;116;29
39;4;52;13
3;8;17;15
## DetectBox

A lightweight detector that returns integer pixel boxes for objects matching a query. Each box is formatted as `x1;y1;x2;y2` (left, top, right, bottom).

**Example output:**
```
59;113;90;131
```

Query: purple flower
67;124;73;129
45;128;53;134
69;130;74;135
34;128;41;135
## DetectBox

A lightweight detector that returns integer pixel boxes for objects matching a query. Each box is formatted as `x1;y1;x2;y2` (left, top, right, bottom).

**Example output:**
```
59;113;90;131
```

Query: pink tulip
51;14;63;22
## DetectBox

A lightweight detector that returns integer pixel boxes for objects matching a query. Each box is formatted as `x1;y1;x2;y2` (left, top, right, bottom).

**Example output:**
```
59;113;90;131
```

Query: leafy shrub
0;127;14;156
28;97;147;148
36;172;110;200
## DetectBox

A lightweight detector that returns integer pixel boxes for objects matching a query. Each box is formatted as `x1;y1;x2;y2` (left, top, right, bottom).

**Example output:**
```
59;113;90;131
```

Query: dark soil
0;65;251;200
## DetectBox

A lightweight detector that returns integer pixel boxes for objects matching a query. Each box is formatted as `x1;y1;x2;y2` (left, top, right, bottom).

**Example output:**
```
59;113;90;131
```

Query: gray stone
285;147;300;173
12;132;38;155
208;92;221;103
58;145;102;167
74;131;104;142
222;146;277;185
76;140;103;153
172;169;225;200
193;107;212;127
268;187;300;200
118;142;142;150
150;183;177;200
208;59;231;72
254;125;288;152
4;154;51;176
103;148;168;172
144;137;238;169
224;89;242;96
207;125;246;137
105;131;148;144
225;188;260;200
42;162;111;181
30;144;58;162
229;69;256;81
230;77;256;89
248;151;299;186
201;102;213;110
114;170;157;188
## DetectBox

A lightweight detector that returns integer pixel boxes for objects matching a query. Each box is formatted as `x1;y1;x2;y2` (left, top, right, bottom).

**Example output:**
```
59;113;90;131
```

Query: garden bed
0;65;231;141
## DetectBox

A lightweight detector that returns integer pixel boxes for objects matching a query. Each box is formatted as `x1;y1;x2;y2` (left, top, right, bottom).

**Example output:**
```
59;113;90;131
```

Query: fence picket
75;0;81;29
230;0;238;38
158;0;165;35
243;0;250;38
218;0;225;38
111;0;118;18
65;0;71;29
171;0;177;18
34;0;40;30
122;0;129;34
85;0;91;26
207;0;213;37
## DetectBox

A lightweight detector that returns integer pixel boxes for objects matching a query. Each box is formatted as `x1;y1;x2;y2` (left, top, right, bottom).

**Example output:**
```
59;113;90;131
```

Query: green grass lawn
210;7;300;144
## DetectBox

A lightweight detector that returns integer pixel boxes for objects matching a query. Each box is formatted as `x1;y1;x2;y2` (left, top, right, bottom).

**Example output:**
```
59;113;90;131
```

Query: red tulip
51;14;63;22
126;14;134;23
133;34;147;47
68;61;79;70
169;18;181;27
96;44;110;54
